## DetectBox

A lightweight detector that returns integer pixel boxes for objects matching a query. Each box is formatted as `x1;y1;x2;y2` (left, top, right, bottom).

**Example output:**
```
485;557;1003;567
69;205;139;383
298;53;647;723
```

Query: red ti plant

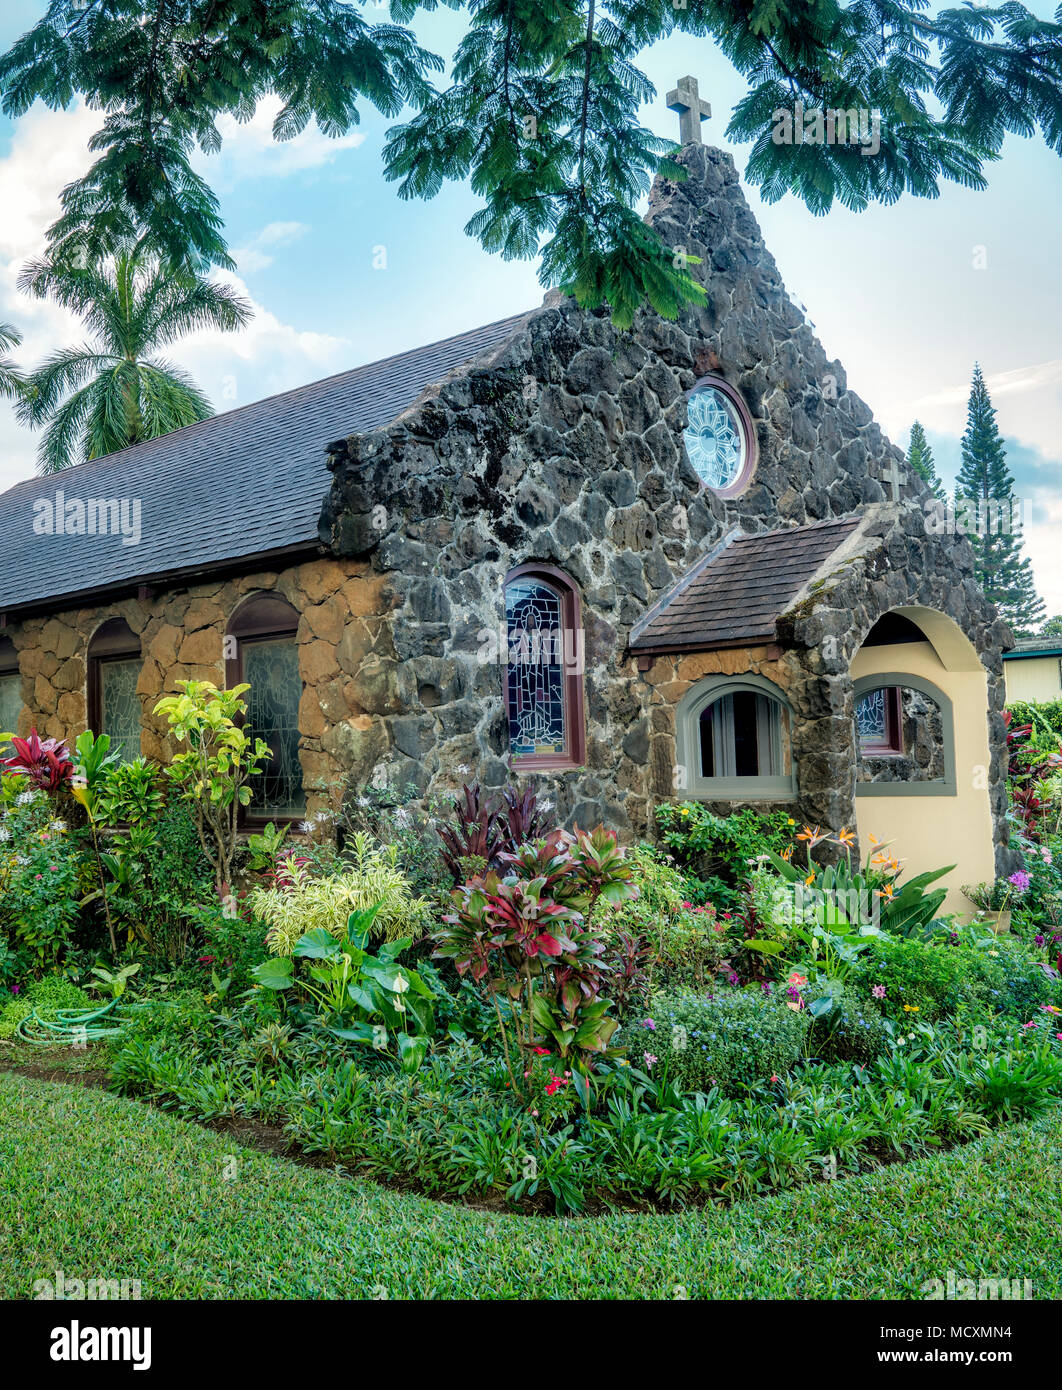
435;826;637;1099
437;781;561;880
436;783;505;879
1004;711;1062;839
2;728;74;791
500;783;557;849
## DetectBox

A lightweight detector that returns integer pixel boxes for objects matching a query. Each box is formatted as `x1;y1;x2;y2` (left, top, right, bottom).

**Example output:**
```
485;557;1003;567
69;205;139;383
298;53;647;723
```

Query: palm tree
17;253;251;472
0;321;26;400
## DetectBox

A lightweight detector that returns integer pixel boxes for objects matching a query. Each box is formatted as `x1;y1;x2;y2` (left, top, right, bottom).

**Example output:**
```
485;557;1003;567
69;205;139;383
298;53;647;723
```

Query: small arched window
0;637;21;736
676;675;795;799
683;375;757;496
88;618;142;761
504;564;585;770
226;594;305;819
854;673;955;795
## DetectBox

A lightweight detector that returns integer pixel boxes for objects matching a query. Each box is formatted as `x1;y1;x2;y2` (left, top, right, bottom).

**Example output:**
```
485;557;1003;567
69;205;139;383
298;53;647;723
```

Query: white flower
0;828;9;843
394;808;410;824
356;796;370;807
456;765;471;775
298;820;313;835
15;790;36;807
540;799;554;812
49;820;66;833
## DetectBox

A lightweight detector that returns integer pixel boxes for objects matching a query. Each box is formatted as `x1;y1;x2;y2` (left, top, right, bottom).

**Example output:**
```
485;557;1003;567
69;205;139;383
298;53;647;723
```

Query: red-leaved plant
436;781;559;880
2;728;74;791
435;826;636;1100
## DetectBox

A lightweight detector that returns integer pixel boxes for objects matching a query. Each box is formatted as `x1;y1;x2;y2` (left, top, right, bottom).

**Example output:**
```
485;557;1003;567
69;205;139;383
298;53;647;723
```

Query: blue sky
0;2;1059;610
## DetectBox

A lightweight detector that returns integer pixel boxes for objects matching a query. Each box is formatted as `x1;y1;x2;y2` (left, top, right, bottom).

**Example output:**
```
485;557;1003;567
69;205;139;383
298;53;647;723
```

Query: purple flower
1008;870;1031;893
727;971;740;987
1035;934;1046;947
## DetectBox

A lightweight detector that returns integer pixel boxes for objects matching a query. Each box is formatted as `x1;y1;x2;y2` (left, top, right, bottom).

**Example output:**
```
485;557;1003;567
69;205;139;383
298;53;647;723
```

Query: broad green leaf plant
153;680;271;899
252;905;436;1072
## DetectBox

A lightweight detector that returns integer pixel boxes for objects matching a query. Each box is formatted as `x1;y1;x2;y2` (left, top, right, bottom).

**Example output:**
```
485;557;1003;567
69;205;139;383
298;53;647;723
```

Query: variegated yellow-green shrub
252;833;432;953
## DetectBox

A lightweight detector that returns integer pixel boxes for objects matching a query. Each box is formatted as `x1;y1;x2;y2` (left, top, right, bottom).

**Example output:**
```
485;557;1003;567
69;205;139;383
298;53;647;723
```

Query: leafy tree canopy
1;1;1060;325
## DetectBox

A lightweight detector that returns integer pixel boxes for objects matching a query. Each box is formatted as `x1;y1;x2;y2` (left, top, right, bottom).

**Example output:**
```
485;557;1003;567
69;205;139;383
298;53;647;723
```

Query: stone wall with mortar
2;555;385;818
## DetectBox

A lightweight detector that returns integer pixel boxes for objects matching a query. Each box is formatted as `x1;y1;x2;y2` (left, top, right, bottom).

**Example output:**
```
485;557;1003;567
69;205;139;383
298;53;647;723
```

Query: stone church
0;104;1015;904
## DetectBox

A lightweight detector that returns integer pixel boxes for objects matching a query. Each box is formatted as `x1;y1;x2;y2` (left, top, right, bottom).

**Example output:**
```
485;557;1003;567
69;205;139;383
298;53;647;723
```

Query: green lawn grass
1;1073;1057;1299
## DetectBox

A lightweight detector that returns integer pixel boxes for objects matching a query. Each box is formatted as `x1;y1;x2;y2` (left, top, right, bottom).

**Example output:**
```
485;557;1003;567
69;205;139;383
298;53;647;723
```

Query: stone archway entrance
849;606;996;912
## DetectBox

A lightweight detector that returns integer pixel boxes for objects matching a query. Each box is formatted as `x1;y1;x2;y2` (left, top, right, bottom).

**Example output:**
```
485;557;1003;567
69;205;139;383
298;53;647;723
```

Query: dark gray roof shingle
0;312;527;614
629;517;860;652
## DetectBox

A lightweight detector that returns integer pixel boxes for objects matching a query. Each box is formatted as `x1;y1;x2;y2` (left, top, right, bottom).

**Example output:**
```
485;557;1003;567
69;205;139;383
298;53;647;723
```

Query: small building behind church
1002;639;1062;704
0;134;1016;909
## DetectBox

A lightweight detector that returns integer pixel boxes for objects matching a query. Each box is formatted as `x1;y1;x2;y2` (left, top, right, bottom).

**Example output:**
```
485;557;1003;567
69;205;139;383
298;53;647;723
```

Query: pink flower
643;1052;658;1069
872;984;886;1000
643;1018;657;1030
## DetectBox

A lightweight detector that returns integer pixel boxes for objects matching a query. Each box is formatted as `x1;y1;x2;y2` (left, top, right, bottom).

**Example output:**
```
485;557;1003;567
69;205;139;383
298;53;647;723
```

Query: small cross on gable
667;76;711;145
881;460;907;502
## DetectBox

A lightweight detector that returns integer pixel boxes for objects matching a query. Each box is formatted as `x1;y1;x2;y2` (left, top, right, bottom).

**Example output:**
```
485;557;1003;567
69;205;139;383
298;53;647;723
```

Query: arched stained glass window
504;565;585;770
227;594;306;819
88;618;142;762
683;376;756;496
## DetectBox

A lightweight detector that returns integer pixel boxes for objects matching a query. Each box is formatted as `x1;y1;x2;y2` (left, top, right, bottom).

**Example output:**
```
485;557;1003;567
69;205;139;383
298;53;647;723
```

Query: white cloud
0;105;349;492
232;220;310;274
170;269;348;408
907;358;1062;464
197;96;367;189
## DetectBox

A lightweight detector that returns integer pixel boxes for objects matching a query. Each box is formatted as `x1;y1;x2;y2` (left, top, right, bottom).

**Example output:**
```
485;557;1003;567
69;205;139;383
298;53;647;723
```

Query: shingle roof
0;312;528;615
629;517;861;652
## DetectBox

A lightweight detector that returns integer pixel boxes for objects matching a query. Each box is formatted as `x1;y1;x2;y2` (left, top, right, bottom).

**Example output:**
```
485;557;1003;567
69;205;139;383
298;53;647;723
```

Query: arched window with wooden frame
503;563;585;771
88;618;143;762
0;636;22;737
226;593;305;820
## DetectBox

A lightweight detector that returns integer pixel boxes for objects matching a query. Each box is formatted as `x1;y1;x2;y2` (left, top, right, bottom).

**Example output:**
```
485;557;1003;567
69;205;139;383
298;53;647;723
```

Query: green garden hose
15;997;128;1045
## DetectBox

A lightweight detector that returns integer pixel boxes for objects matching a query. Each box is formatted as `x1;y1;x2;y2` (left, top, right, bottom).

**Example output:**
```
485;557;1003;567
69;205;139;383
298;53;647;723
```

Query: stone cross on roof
667;76;711;145
881;459;907;502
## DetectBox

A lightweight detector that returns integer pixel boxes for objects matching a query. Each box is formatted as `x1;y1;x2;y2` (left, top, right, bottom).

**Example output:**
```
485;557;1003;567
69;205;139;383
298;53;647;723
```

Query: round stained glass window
683;380;753;494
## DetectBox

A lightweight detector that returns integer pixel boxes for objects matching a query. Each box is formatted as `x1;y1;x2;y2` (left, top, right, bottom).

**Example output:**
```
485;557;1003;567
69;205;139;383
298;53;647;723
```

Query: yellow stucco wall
851;637;995;915
1003;656;1062;704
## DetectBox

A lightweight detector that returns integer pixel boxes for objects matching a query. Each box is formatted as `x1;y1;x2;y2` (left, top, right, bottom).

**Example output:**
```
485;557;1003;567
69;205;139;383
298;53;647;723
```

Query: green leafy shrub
252;906;436;1072
0;788;83;971
655;803;793;887
338;781;452;897
252;833;431;951
969;937;1062;1018
593;844;727;991
854;936;984;1019
805;982;891;1062
0;975;90;1038
643;988;810;1094
855;934;1062;1022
